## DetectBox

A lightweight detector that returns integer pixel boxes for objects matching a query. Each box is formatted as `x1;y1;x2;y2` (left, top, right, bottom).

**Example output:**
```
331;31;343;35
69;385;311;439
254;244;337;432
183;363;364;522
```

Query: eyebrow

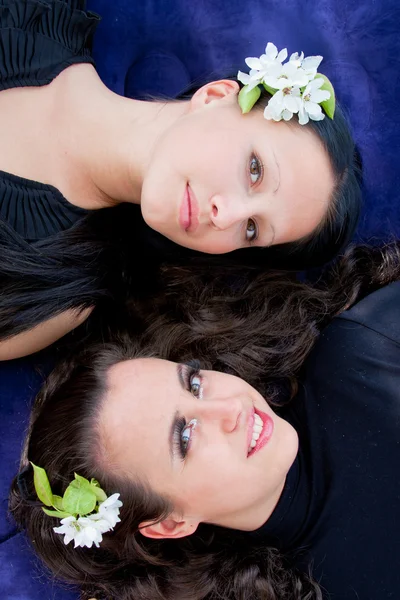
272;151;281;194
169;409;180;462
177;363;187;390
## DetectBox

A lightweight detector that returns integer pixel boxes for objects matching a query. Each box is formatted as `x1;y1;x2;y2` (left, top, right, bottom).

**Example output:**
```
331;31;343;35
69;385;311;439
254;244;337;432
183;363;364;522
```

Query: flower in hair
298;77;332;124
237;42;288;91
31;463;123;549
263;85;302;122
53;515;107;548
237;43;335;124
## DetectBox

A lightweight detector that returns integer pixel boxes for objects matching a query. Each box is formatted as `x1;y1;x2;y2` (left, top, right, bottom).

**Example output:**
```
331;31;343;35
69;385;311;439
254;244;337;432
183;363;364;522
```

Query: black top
254;281;400;599
0;0;100;241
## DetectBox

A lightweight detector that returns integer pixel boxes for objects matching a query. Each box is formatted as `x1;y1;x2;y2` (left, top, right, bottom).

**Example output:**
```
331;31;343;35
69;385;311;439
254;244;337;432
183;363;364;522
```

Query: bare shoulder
0;307;93;361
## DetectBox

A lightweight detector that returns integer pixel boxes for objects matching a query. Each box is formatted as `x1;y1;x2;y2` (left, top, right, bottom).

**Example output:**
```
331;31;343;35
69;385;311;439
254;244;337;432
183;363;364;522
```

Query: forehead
105;357;179;410
98;358;180;467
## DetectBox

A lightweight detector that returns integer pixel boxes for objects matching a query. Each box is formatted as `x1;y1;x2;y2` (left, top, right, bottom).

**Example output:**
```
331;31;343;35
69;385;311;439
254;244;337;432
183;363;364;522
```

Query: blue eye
246;218;258;242
174;417;198;460
249;154;263;185
182;361;203;398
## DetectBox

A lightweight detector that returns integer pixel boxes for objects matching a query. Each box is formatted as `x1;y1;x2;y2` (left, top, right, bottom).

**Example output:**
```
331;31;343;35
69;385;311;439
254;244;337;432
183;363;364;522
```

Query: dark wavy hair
0;74;361;342
9;242;400;600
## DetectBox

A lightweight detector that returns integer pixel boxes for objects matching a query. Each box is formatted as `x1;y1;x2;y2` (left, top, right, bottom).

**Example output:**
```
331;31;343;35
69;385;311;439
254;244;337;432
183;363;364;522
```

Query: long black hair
9;242;400;600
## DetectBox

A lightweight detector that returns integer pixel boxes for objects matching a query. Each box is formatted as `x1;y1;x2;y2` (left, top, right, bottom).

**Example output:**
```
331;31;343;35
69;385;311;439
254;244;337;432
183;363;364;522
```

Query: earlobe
139;517;199;540
190;79;240;110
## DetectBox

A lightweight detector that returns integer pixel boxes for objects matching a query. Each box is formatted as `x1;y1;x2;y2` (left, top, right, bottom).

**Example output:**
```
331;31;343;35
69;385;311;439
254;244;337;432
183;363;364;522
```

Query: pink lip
179;184;199;233
246;407;274;458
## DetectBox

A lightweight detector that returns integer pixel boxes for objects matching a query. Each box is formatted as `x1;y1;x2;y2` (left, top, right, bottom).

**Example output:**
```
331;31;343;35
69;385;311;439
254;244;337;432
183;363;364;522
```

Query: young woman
10;242;400;600
0;0;361;359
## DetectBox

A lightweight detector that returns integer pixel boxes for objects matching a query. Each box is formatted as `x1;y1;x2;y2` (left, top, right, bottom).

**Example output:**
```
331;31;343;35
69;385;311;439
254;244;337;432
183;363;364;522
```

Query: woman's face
99;358;298;535
140;80;334;254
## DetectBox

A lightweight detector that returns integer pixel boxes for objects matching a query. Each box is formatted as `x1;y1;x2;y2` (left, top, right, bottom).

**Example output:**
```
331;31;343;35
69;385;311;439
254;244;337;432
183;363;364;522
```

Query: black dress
0;0;101;241
253;281;400;599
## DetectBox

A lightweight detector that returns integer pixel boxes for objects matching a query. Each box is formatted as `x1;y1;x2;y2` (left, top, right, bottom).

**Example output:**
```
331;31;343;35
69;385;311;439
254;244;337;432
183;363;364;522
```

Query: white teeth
254;414;263;427
248;413;264;454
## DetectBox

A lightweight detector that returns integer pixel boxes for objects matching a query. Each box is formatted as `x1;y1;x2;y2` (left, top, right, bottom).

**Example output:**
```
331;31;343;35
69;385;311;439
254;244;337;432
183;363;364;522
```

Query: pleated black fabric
0;170;87;240
0;0;100;90
0;0;100;240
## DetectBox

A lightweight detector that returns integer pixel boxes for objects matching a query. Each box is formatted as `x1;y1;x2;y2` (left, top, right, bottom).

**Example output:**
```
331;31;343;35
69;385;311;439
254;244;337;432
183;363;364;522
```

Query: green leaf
30;462;53;507
62;478;97;516
315;74;336;119
42;507;71;519
91;485;107;503
238;84;261;114
74;473;93;490
52;495;64;511
262;82;278;97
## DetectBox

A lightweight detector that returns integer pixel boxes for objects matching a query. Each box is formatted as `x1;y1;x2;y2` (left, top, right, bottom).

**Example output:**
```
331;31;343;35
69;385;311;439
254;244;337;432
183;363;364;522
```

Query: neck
56;66;188;207
209;478;287;533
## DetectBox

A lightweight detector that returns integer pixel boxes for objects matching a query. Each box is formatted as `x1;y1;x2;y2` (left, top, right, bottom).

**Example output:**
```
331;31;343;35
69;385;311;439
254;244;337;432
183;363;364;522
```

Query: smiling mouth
247;408;274;457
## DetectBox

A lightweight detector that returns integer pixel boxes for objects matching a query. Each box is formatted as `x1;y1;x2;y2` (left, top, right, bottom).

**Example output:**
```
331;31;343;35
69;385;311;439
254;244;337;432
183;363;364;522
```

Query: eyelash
249;154;264;186
174;361;203;460
246;154;263;244
181;360;203;398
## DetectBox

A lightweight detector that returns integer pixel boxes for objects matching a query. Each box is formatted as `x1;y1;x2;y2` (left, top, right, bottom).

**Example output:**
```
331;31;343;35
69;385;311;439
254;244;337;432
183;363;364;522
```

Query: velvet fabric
1;0;399;597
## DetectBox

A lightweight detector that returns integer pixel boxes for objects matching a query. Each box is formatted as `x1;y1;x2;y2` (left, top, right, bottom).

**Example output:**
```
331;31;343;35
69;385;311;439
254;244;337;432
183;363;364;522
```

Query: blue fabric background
1;0;399;597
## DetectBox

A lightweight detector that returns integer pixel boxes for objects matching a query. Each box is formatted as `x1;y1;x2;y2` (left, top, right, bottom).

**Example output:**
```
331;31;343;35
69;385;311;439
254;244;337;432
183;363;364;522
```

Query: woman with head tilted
10;243;400;600
0;0;360;359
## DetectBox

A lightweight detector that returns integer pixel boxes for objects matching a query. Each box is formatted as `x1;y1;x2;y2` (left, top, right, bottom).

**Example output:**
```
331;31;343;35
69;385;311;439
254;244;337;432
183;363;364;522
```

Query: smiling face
140;80;334;254
98;358;298;536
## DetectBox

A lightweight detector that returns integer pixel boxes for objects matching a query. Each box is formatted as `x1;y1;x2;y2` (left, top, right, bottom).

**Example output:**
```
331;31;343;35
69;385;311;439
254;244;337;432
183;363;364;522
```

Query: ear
139;516;200;540
190;79;240;111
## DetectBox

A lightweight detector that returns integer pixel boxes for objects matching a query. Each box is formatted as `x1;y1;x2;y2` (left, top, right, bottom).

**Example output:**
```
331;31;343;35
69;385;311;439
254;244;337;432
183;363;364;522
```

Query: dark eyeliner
181;359;202;390
173;416;188;460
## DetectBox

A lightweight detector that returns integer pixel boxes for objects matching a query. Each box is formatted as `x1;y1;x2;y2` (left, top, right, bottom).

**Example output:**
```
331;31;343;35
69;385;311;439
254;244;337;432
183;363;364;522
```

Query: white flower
289;51;304;67
93;493;123;529
264;86;302;122
52;494;122;549
288;52;323;81
263;61;309;91
54;515;106;549
237;42;288;91
301;55;323;80
298;78;331;124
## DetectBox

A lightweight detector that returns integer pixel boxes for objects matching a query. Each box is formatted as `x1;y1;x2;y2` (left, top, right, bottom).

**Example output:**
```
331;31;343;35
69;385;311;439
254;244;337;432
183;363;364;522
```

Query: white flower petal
292;68;309;87
277;48;288;63
264;104;283;121
305;102;324;117
281;62;297;77
59;516;76;526
298;105;309;125
284;94;301;113
100;493;123;510
289;51;304;65
309;111;325;122
302;55;323;71
237;70;251;85
311;89;331;103
263;105;274;120
282;109;294;121
265;42;278;60
308;77;325;91
245;57;263;70
267;90;285;109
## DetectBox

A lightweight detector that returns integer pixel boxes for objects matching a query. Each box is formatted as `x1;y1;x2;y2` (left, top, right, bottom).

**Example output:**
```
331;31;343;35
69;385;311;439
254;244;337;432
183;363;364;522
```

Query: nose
196;396;244;433
210;193;248;231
